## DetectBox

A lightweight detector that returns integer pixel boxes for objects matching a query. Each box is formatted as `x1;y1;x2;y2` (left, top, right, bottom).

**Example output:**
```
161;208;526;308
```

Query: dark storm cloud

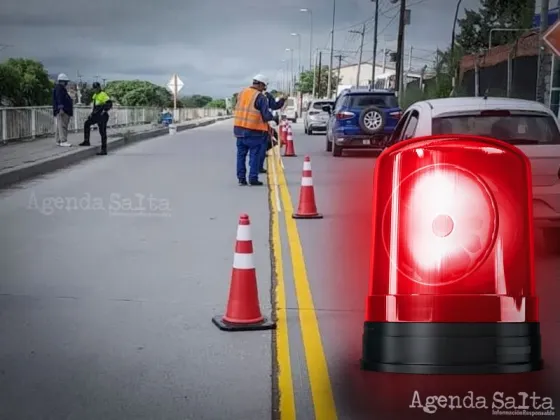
0;0;482;97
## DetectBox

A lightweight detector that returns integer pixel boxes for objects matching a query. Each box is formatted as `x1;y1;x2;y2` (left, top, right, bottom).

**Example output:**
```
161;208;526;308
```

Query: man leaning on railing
52;73;73;147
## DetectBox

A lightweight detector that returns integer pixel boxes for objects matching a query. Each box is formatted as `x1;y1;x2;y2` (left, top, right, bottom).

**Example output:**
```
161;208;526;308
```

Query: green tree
0;58;52;106
205;98;226;108
103;80;172;107
182;94;213;108
456;0;534;54
297;66;340;97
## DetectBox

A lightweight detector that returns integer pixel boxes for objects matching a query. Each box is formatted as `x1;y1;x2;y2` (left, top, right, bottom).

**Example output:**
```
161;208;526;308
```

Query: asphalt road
0;120;274;420
272;121;560;420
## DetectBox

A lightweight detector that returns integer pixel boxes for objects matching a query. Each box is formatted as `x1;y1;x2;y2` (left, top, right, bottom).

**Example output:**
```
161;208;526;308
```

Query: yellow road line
272;147;339;420
268;161;296;420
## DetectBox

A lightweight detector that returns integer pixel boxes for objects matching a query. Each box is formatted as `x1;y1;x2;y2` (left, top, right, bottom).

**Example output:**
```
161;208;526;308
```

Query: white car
389;96;560;253
282;97;298;122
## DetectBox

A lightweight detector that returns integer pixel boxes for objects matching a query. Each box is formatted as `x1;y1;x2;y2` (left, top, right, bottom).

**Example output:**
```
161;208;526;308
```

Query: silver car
304;99;334;135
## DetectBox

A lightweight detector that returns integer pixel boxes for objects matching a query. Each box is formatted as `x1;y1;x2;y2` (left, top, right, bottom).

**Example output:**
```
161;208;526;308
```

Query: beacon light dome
361;134;543;375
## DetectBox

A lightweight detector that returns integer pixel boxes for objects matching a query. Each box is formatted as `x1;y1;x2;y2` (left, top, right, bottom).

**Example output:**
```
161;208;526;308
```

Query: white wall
338;63;390;87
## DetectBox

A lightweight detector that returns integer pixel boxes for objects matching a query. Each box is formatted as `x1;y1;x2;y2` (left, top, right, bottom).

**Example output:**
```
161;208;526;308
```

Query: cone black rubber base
293;213;323;219
361;321;543;374
212;315;276;332
284;154;297;157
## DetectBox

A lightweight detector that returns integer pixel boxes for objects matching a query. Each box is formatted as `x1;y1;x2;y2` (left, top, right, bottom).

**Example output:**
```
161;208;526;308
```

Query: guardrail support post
2;109;7;143
31;109;37;139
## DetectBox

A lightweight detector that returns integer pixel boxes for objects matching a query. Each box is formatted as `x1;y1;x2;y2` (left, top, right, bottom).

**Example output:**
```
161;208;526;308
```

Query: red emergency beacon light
361;134;543;374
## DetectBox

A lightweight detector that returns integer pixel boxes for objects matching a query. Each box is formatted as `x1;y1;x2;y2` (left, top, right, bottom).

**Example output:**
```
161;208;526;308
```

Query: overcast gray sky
0;0;482;97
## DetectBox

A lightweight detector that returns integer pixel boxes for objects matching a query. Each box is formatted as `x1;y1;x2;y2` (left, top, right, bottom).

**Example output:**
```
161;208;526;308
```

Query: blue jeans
258;140;267;171
237;136;265;182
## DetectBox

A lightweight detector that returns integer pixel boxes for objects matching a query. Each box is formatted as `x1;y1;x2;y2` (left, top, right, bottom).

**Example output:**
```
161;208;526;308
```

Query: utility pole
335;54;344;90
312;49;318;97
317;51;323;97
327;0;336;99
350;24;366;87
371;0;379;89
395;0;407;101
536;0;551;103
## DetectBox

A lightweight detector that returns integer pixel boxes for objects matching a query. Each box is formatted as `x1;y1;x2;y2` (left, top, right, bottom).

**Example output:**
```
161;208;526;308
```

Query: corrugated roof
459;30;539;75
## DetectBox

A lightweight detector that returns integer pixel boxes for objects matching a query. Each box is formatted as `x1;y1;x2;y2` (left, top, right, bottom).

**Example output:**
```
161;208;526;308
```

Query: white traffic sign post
167;74;184;123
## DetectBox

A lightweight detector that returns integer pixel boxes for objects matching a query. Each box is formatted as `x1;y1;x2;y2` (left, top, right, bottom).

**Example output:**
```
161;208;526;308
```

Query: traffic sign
166;74;184;94
543;20;560;56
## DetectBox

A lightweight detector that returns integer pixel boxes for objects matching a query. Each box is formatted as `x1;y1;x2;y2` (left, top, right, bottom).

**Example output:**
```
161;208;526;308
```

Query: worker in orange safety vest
233;74;278;186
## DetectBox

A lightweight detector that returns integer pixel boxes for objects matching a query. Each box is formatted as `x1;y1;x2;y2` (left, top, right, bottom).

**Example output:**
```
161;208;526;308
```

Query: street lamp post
327;0;337;99
300;8;313;70
286;48;294;95
291;33;302;76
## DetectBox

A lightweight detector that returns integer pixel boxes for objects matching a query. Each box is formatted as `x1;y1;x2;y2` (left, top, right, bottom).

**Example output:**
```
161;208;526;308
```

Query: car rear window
286;98;295;107
432;114;560;145
348;94;398;108
312;101;332;110
308;102;332;113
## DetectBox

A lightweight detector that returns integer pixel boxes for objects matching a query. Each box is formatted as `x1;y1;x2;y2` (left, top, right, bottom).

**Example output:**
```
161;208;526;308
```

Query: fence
458;31;539;100
0;106;226;143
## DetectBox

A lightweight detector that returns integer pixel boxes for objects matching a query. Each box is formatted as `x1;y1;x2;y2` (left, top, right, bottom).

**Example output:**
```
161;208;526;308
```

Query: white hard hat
253;74;268;85
57;73;69;82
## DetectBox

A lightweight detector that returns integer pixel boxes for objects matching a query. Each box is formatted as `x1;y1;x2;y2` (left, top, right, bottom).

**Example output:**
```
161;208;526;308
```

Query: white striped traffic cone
212;214;275;331
293;156;323;219
284;124;296;157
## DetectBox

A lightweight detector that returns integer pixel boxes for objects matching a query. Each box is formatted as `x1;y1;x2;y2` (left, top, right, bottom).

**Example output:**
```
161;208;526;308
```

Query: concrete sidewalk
0;119;273;420
0;117;230;189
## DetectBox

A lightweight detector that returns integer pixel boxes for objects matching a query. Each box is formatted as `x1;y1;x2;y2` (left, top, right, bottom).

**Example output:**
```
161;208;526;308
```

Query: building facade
337;61;423;91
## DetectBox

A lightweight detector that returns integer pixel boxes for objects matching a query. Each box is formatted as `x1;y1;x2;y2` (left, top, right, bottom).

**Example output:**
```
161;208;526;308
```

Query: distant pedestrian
79;82;113;155
52;73;73;147
233;74;278;186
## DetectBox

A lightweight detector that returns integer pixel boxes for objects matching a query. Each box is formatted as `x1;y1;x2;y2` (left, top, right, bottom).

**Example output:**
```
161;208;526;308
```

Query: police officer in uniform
79;82;113;155
233;74;278;186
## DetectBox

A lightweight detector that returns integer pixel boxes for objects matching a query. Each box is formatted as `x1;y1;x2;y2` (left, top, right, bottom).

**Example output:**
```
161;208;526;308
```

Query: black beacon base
360;322;543;374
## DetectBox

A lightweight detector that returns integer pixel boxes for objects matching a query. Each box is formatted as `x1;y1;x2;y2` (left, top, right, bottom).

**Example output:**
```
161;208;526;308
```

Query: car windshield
348;94;398;108
432;114;560;145
286;98;295;107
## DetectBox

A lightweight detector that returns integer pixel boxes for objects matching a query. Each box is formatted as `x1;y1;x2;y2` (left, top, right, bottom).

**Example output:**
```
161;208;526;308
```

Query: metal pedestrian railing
0;106;226;143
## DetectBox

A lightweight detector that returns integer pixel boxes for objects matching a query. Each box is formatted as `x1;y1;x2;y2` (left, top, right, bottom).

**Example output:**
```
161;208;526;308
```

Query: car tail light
361;134;542;374
389;111;402;119
336;111;355;120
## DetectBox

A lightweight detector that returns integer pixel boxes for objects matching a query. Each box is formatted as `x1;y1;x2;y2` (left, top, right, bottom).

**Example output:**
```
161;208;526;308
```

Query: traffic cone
293;156;323;219
280;121;287;147
212;214;276;331
284;124;297;157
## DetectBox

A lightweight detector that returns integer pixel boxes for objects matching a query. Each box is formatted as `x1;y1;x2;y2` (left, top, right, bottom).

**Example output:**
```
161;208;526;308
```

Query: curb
0;116;231;190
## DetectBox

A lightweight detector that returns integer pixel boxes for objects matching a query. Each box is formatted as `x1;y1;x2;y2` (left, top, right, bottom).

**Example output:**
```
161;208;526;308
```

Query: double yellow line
268;146;338;420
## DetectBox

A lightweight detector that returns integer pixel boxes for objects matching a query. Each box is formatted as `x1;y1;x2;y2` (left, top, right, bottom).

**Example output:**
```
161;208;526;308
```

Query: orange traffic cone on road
212;214;276;331
284;124;297;157
293;156;323;219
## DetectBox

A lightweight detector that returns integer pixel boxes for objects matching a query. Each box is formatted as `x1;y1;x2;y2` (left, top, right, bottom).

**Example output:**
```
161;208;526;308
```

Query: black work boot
79;141;90;146
238;179;248;186
249;180;264;186
97;149;107;156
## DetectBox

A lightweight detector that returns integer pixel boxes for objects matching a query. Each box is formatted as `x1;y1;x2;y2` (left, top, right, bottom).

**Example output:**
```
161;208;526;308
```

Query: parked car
282;97;298;122
389;96;560;254
324;88;402;156
304;99;334;135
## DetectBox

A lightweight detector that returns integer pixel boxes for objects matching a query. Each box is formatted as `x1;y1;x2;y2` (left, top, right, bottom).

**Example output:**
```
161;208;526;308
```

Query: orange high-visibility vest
233;87;269;132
